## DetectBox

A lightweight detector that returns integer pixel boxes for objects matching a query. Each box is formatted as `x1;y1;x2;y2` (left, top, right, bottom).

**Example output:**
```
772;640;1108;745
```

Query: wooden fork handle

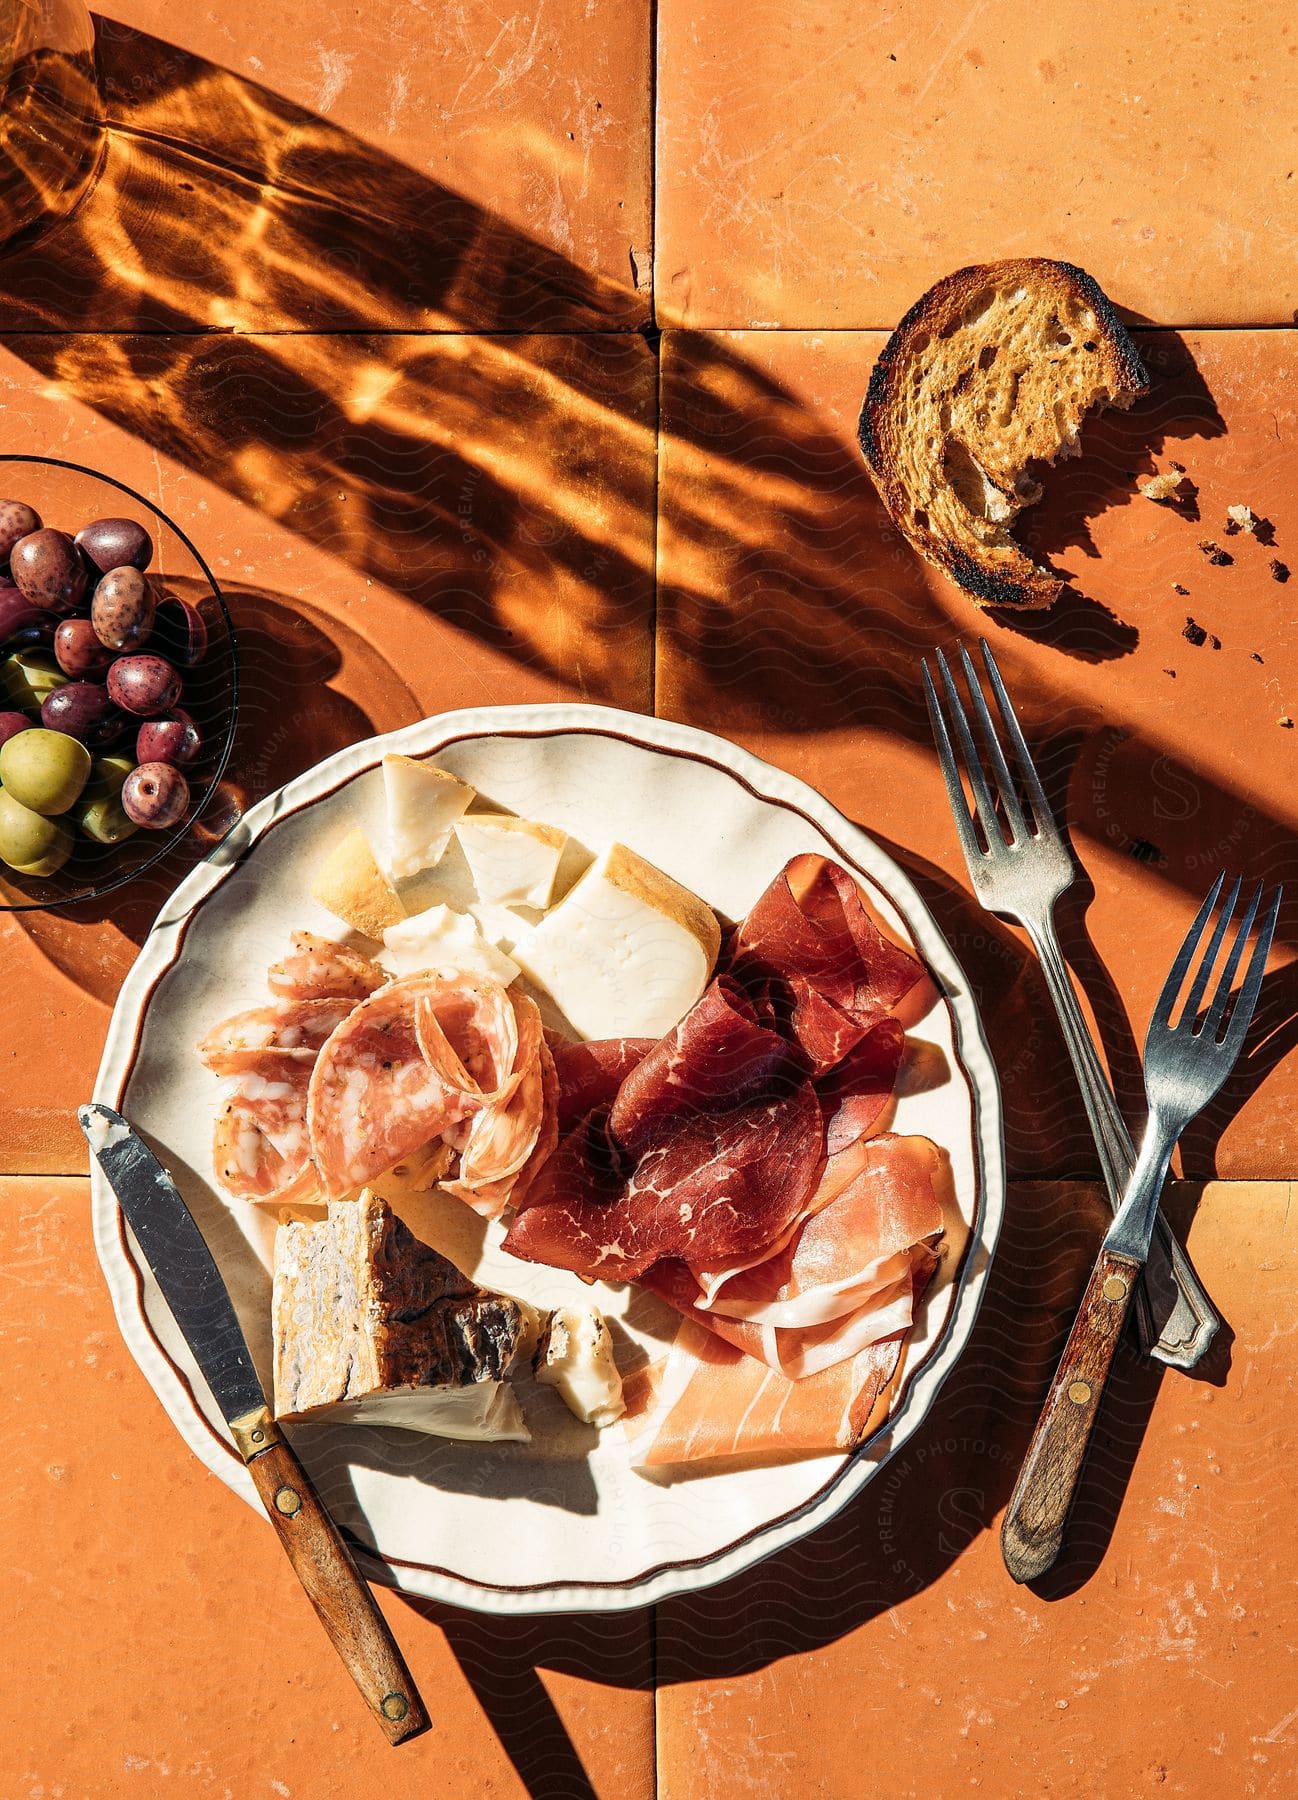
1001;1248;1140;1584
240;1427;428;1744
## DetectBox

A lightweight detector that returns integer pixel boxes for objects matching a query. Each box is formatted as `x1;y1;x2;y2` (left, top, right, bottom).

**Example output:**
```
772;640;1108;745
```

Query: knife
80;1102;428;1745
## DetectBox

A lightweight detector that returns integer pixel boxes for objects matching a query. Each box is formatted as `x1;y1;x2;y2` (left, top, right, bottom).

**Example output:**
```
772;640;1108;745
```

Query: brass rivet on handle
1103;1275;1129;1302
274;1485;302;1517
382;1693;409;1722
250;1427;265;1444
1067;1380;1092;1406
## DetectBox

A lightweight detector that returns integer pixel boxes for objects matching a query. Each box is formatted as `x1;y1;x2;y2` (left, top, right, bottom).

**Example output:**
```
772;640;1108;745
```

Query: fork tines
922;640;1056;855
1154;871;1282;1054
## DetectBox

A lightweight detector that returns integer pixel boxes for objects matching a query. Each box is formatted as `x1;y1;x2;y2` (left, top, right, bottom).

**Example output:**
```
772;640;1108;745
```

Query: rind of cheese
455;814;568;910
272;1190;531;1441
382;754;475;881
311;827;403;940
380;904;520;985
534;1306;626;1428
511;842;720;1041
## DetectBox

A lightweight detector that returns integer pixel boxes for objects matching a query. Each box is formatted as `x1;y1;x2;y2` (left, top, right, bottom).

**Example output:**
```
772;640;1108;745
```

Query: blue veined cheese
272;1190;534;1441
454;813;568;910
381;753;474;881
511;842;720;1040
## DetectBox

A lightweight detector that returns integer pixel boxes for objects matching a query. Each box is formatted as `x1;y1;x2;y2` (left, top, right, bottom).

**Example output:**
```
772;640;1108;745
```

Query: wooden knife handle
1001;1247;1140;1585
240;1427;428;1744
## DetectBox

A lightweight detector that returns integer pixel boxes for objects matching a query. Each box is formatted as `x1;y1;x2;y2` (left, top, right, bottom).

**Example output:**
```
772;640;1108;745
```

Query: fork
1001;873;1281;1581
923;639;1218;1368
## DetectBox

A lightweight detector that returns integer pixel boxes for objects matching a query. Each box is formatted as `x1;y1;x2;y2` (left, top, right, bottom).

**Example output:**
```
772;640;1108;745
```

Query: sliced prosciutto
623;1310;913;1466
307;976;475;1200
644;1135;944;1379
266;931;385;1003
547;1034;655;1131
726;852;924;1073
505;981;824;1280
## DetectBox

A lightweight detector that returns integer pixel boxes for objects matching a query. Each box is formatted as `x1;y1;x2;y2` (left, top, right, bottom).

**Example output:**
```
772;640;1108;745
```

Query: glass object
0;0;103;252
0;456;238;910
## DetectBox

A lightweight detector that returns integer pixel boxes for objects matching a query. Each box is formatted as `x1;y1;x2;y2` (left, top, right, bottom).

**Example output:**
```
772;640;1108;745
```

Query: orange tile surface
2;4;652;331
655;326;1298;1179
654;0;1298;329
0;1179;655;1800
656;1178;1298;1799
0;330;656;1172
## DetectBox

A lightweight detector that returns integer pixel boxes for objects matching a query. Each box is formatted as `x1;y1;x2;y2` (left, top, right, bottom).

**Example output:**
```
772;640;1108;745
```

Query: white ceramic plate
91;704;1004;1614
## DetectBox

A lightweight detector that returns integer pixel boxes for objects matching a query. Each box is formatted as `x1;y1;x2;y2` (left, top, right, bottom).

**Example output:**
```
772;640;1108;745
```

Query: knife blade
80;1102;428;1746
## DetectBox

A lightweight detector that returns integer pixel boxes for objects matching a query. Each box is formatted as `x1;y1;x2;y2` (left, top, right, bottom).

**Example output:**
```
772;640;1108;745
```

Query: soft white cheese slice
534;1306;626;1428
380;904;520;985
454;814;568;910
381;753;474;881
304;1383;529;1442
511;842;720;1040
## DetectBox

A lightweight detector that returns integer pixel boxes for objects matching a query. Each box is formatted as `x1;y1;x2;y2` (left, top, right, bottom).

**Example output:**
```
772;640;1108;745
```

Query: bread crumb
1280;716;1294;730
1140;469;1188;502
1163;668;1177;678
1270;558;1290;583
1225;504;1261;535
1172;582;1189;596
1181;617;1208;647
1210;634;1222;650
1199;540;1233;566
1252;652;1266;664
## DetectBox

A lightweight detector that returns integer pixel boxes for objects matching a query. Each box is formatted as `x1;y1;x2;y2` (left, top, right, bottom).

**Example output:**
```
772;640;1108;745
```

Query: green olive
0;649;69;715
0;727;92;815
0;789;73;874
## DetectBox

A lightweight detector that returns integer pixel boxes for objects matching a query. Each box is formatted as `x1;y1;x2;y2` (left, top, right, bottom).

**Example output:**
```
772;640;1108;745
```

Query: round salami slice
212;1067;318;1206
307;977;473;1200
197;997;358;1077
266;931;385;1003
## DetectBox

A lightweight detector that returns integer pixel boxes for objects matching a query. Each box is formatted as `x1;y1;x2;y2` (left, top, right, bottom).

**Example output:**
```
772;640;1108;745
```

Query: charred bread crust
857;259;1147;611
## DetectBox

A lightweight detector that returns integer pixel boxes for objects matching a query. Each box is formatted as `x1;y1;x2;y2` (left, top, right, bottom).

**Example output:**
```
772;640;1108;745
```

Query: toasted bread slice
858;259;1147;609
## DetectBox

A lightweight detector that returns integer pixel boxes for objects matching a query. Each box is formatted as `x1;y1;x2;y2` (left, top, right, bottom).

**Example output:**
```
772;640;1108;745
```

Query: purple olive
0;710;32;748
0;501;41;566
122;760;190;829
9;528;89;614
0;581;56;650
54;617;115;678
106;653;182;718
74;515;153;575
90;567;156;651
41;681;128;748
150;596;208;667
136;708;201;768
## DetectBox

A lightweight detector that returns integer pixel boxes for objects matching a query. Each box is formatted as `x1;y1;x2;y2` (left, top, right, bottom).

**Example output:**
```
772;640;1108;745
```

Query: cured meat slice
266;931;385;1002
647;1136;944;1378
212;1067;318;1206
445;1033;558;1219
504;982;824;1281
625;1316;904;1466
197;997;358;1077
414;976;523;1107
307;977;473;1200
547;1034;656;1131
726;853;924;1072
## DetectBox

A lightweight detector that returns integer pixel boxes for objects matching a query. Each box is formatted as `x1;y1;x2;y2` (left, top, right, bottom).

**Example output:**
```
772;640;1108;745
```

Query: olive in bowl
91;566;156;651
9;528;89;614
0;501;41;566
0;726;91;817
41;682;128;749
122;761;190;830
137;708;201;768
107;653;183;718
54;617;115;678
75;516;153;576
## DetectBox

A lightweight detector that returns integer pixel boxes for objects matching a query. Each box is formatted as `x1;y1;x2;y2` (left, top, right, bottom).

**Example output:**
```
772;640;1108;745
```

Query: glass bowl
0;453;238;909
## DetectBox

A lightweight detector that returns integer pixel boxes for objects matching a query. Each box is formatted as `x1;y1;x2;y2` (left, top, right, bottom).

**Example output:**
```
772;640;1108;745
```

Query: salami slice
198;997;358;1077
307;977;473;1200
212;1067;318;1206
266;931;385;1002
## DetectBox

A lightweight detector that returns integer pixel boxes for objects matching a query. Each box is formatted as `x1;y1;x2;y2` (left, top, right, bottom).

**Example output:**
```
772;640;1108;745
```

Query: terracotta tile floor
4;1;1298;1795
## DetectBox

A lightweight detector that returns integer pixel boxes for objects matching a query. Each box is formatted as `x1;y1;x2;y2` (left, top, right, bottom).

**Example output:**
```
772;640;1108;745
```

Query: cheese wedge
380;904;520;985
272;1191;532;1441
382;754;474;881
455;814;568;910
534;1306;626;1428
512;842;720;1040
311;826;403;939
